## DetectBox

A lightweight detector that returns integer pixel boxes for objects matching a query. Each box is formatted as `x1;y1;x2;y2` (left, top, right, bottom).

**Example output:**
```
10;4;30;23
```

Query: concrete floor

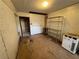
17;34;79;59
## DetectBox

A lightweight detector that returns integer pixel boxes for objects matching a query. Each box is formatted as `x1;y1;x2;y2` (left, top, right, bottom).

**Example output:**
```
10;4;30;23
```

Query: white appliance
62;34;79;54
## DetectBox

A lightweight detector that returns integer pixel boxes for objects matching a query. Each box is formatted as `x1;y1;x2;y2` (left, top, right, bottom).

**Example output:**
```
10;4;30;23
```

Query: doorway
19;17;30;37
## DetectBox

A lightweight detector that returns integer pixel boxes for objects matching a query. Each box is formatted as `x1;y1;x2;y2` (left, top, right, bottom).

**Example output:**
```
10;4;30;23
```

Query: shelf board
48;16;63;19
48;28;62;32
49;21;63;22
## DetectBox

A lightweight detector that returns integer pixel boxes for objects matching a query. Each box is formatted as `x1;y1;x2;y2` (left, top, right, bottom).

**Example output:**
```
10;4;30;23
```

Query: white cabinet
62;36;72;50
62;35;79;54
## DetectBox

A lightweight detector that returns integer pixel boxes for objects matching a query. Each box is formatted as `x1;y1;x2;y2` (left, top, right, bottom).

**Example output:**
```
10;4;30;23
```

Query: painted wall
16;12;45;35
48;3;79;35
0;33;8;59
17;12;30;17
15;16;22;37
30;14;45;35
0;0;19;59
2;0;16;12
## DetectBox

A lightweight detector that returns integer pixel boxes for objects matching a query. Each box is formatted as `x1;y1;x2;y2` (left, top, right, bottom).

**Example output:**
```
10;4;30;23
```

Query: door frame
19;16;31;38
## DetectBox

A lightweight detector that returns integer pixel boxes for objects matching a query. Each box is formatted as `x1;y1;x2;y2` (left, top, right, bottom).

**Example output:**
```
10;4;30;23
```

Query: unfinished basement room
0;0;79;59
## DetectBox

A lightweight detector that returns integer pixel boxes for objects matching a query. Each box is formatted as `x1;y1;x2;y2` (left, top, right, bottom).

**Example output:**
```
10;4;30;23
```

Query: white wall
48;3;79;35
0;33;8;59
16;12;45;35
2;0;16;12
0;0;19;59
17;12;30;17
30;14;45;35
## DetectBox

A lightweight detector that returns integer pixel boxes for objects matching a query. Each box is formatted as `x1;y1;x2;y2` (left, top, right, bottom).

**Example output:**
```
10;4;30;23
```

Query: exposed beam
29;11;48;15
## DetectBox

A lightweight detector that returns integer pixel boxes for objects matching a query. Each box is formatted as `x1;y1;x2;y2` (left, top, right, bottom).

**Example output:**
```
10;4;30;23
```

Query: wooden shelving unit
46;16;65;42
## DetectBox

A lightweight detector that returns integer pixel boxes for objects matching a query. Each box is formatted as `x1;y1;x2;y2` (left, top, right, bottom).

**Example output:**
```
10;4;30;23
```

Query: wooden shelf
48;21;63;22
48;16;63;19
48;28;62;32
46;16;64;41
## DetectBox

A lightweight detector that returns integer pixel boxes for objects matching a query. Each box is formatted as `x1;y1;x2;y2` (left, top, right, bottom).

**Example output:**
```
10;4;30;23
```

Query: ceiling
11;0;79;14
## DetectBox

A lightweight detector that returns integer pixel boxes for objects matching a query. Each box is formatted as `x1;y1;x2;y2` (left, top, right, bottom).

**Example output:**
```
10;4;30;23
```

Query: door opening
19;17;30;38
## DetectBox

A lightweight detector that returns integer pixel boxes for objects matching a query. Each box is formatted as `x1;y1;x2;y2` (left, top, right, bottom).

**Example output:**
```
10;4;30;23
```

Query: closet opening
19;17;30;38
